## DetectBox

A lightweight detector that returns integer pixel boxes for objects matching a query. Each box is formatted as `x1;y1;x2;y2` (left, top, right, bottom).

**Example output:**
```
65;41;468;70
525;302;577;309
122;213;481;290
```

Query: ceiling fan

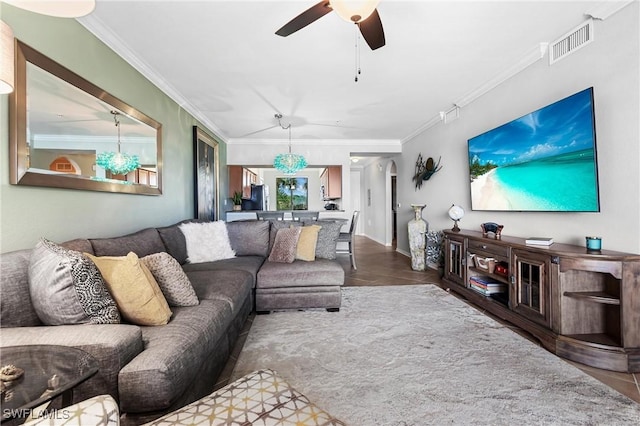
275;0;385;50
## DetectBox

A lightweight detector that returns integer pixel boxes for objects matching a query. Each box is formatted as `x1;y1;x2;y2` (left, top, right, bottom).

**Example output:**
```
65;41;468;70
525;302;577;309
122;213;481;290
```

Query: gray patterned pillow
28;239;120;325
268;227;301;263
141;252;199;307
305;220;344;260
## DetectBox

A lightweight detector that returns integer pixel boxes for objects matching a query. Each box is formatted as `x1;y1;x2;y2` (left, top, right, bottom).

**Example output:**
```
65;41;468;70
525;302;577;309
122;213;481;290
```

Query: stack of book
469;275;507;296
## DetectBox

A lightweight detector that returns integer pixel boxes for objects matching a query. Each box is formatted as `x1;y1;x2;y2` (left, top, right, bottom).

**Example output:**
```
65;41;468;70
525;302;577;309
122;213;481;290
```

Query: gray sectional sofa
0;218;345;424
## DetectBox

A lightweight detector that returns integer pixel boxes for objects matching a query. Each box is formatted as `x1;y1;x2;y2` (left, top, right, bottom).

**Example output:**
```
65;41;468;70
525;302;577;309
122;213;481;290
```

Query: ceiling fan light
331;0;380;23
3;0;96;18
0;20;14;95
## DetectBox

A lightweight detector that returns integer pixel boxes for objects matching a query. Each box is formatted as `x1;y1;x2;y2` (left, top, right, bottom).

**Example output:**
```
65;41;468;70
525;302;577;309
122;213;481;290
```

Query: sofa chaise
0;218;345;424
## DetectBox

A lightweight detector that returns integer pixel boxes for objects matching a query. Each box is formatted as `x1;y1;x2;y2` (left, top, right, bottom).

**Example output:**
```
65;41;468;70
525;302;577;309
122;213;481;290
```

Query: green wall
0;5;227;252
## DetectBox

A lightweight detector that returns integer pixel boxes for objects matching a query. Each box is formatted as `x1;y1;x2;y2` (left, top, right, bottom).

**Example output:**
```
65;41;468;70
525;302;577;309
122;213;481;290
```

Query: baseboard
396;249;440;272
396;248;410;257
365;235;387;246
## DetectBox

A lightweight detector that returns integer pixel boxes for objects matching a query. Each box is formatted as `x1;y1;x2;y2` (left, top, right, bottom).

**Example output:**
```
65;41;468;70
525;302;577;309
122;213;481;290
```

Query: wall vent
549;19;594;65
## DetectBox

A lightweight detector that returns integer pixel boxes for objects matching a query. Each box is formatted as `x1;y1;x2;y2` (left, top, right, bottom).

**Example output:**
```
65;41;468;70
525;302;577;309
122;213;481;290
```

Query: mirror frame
9;40;163;195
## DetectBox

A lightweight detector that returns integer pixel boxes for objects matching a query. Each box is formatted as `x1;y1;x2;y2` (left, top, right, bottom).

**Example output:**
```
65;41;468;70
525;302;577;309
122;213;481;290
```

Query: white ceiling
78;1;625;146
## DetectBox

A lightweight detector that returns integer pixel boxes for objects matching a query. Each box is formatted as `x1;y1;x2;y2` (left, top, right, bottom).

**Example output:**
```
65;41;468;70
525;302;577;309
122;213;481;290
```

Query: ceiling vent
549;19;594;65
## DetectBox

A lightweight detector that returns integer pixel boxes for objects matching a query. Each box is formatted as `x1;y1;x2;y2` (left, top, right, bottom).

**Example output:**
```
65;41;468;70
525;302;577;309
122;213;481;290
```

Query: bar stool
256;211;285;221
291;211;319;221
336;210;360;269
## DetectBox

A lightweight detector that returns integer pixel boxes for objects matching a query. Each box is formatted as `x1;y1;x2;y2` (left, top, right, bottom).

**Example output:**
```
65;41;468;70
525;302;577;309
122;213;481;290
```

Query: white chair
336;210;360;270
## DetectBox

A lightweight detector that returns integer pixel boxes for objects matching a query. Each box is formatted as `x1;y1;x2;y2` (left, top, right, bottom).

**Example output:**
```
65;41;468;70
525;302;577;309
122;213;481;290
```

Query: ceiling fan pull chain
355;24;362;82
112;110;122;153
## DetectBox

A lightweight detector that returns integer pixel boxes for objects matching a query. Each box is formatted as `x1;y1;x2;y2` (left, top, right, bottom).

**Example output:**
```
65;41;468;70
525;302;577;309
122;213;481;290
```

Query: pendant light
2;0;96;95
96;111;140;176
273;114;307;175
0;20;14;94
2;0;96;18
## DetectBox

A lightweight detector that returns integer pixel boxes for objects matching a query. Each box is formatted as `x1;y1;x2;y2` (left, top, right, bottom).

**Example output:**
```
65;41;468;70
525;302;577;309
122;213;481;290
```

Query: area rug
232;285;640;425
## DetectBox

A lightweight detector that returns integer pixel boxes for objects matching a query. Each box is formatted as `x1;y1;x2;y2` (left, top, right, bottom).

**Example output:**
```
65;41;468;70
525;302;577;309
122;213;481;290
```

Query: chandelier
96;111;140;176
273;114;307;175
2;0;96;18
0;20;13;94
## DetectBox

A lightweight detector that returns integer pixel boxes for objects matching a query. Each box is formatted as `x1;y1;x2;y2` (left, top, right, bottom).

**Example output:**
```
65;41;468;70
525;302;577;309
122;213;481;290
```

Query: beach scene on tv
468;88;600;212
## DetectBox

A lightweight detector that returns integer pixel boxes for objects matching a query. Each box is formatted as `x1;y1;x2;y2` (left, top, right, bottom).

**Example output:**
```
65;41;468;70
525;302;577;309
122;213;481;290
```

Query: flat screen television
468;87;599;212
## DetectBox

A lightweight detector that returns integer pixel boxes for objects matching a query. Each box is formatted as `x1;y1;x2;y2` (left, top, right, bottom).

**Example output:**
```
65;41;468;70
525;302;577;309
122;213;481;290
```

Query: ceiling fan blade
275;1;333;37
358;9;385;50
239;125;278;138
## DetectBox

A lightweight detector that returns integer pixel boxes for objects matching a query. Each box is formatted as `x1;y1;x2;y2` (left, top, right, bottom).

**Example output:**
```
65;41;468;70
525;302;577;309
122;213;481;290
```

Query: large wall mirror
9;40;162;195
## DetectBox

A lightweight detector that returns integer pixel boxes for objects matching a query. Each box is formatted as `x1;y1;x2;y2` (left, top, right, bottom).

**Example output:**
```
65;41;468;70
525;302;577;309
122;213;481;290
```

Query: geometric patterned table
144;369;346;426
21;395;119;426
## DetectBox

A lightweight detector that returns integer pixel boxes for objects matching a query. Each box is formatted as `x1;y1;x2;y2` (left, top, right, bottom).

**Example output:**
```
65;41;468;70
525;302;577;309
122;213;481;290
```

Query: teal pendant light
273;114;307;175
96;111;140;176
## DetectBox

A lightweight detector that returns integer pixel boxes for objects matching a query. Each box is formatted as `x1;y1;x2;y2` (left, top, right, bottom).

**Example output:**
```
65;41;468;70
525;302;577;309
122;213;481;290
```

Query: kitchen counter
225;210;347;222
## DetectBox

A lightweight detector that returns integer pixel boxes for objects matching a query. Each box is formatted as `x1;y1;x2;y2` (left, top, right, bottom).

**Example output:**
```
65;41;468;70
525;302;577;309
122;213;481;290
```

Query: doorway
384;160;397;246
350;169;363;234
391;175;397;246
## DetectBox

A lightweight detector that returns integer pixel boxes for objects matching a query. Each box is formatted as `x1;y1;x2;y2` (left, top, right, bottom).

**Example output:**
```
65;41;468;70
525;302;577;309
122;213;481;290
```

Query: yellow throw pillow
86;252;172;326
296;225;322;261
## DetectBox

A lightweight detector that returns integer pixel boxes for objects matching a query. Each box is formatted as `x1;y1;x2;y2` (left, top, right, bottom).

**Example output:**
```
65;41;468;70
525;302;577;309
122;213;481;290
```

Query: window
276;177;308;210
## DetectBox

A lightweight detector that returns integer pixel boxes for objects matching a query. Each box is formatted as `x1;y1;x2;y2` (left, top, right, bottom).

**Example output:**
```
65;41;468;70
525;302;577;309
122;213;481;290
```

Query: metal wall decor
412;153;442;189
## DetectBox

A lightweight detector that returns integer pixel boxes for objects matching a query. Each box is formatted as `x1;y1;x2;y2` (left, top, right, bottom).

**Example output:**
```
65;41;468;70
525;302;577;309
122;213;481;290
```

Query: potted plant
231;191;243;211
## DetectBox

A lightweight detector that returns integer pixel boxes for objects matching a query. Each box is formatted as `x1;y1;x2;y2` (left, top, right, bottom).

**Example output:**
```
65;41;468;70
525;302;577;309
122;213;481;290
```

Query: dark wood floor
337;236;640;404
337;236;442;286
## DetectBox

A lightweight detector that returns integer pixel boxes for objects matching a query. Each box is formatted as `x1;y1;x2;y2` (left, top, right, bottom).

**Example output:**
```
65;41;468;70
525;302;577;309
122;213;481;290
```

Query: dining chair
336;210;360;270
256;211;285;221
291;211;319;221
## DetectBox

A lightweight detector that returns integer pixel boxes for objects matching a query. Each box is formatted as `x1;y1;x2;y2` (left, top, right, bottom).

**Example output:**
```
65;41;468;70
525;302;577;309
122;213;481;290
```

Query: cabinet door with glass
511;249;552;327
444;235;466;286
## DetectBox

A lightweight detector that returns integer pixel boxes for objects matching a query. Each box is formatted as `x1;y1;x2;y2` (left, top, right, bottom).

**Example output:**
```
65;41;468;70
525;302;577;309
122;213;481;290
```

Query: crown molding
401;115;442;145
227;138;402;148
454;42;548;108
402;42;548;144
585;0;634;20
78;14;228;143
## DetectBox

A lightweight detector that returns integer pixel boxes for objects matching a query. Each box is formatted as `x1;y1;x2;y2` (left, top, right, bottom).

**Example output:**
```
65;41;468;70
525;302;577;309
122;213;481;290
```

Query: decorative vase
408;204;428;271
233;205;241;211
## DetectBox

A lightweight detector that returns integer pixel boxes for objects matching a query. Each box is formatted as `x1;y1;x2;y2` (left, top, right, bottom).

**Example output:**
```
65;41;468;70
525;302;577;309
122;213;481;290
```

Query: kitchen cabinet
228;166;258;198
320;166;342;200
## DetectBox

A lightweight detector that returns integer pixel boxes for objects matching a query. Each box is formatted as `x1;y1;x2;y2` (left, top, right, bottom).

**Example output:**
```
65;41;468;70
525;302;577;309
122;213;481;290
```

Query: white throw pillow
179;221;236;263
